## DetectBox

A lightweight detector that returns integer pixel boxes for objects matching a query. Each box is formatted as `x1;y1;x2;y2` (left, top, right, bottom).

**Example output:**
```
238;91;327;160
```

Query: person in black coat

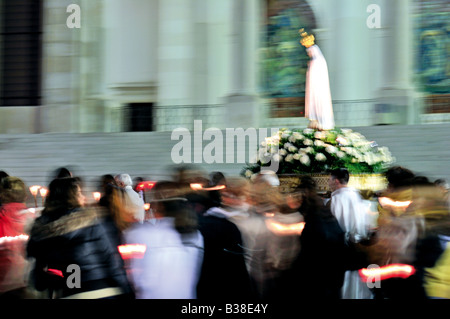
27;177;134;299
195;179;254;300
291;176;349;299
196;213;254;300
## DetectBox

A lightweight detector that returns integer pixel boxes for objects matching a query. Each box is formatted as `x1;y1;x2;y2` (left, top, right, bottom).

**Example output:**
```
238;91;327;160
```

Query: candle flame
118;244;147;260
265;220;305;236
0;234;29;245
378;197;412;210
359;264;415;282
93;192;101;201
39;187;48;198
29;185;41;196
190;183;226;191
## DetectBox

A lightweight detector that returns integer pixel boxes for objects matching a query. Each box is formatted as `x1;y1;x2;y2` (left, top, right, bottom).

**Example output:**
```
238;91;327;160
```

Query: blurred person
133;176;145;201
368;167;417;291
409;182;450;299
434;178;450;210
207;171;226;211
417;184;450;299
404;176;436;217
0;176;35;298
204;176;264;272
245;175;305;300
370;182;449;299
412;175;431;186
329;168;370;245
184;176;217;217
47;167;74;187
434;178;449;194
328;168;372;299
172;165;207;185
97;176;134;248
377;166;415;225
124;181;204;299
27;177;133;299
252;192;304;301
209;171;225;187
293;176;348;299
98;174;116;208
53;167;72;179
0;171;9;206
197;179;253;300
252;170;280;187
115;173;145;223
0;171;8;181
248;173;282;216
368;214;426;299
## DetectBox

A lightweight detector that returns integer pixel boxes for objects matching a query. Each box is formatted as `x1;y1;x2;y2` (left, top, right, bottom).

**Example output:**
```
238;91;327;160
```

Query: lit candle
39;187;48;198
93;192;101;202
190;183;203;190
189;183;226;191
29;185;41;197
144;203;150;211
39;187;48;206
29;185;41;208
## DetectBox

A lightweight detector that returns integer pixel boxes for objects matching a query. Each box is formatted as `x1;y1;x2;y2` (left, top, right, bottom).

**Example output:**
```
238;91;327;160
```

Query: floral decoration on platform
242;128;395;177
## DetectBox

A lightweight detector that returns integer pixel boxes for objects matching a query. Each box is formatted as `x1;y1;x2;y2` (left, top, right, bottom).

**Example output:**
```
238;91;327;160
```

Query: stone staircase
0;123;449;207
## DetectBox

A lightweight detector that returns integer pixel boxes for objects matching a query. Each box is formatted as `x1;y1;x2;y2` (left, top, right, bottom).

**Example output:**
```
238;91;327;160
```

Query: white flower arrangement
242;127;395;176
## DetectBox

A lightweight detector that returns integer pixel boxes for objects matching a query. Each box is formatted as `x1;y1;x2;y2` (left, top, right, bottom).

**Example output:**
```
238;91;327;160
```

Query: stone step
1;123;449;208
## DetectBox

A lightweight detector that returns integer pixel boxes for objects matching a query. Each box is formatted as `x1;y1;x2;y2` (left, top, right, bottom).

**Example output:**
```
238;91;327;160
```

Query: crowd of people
0;165;449;300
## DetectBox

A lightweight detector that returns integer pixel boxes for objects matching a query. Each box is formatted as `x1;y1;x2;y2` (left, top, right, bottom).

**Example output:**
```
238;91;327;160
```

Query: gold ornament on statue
299;28;315;48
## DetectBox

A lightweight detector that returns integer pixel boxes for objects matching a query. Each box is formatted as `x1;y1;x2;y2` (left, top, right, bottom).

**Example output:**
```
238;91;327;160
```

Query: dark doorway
128;103;153;131
0;0;43;106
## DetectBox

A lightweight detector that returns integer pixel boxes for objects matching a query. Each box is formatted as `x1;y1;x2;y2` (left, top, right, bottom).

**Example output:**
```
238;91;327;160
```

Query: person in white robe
123;182;204;299
300;29;335;130
124;217;204;299
115;173;146;223
328;168;373;299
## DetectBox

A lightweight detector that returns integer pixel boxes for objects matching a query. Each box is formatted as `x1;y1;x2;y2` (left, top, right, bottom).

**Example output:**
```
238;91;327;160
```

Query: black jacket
27;207;133;298
196;213;254;300
293;206;348;299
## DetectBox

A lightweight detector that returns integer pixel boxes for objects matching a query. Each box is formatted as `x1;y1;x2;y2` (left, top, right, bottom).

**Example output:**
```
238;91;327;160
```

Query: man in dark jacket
196;202;254;300
291;176;349;299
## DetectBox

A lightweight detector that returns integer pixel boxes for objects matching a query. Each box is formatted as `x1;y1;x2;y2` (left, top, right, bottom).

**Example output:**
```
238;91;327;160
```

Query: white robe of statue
305;45;335;130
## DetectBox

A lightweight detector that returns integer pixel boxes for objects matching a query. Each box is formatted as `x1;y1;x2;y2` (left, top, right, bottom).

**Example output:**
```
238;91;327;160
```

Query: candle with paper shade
39;187;48;198
29;185;41;207
29;185;41;196
39;187;48;206
93;192;101;202
189;183;226;191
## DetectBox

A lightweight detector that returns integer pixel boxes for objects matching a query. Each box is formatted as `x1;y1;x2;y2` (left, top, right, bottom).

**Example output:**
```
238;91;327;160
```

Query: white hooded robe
305;45;335;130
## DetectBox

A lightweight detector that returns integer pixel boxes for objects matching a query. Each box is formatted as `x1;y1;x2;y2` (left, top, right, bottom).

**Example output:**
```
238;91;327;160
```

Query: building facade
0;0;448;134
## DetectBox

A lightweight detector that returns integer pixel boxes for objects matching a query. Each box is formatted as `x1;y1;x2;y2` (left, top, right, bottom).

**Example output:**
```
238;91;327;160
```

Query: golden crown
299;28;315;48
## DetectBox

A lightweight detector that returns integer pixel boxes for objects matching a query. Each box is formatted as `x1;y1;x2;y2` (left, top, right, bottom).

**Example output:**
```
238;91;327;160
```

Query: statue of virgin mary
301;30;335;130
